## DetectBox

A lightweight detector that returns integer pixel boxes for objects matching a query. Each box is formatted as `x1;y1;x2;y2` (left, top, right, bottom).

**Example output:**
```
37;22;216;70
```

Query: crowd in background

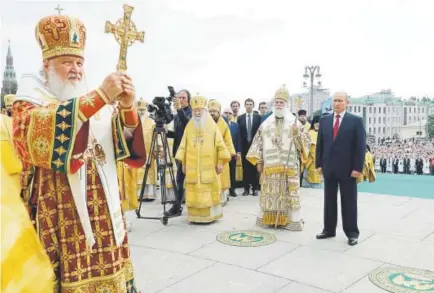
372;138;434;175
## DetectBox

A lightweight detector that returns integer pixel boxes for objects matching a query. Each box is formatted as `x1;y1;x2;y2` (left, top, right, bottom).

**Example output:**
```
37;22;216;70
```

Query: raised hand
118;73;135;108
99;72;125;103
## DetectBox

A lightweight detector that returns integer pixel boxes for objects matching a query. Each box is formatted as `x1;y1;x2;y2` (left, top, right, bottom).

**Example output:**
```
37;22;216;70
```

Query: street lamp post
303;65;322;117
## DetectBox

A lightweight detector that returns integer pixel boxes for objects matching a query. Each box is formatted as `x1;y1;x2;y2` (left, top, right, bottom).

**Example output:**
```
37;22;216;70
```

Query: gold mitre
208;99;221;112
136;98;148;110
191;95;207;110
35;15;86;61
4;94;16;107
274;84;290;102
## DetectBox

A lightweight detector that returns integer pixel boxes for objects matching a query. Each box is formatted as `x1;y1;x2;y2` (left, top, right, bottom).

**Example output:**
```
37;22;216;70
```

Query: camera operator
165;89;192;216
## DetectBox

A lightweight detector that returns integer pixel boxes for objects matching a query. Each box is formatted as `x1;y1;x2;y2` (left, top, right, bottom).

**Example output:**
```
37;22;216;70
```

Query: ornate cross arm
105;4;145;71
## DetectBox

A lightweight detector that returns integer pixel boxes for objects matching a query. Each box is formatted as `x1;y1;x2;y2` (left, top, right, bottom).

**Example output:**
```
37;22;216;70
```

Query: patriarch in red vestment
12;13;145;293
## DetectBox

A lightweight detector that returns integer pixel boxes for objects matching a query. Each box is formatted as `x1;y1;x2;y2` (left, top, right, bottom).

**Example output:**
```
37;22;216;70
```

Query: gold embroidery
80;93;96;108
56;133;70;143
57;121;71;131
58;108;71;118
53;158;64;168
33;137;50;155
55;146;67;155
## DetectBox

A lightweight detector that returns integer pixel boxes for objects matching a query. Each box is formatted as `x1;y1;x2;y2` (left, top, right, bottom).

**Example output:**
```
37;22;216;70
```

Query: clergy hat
4;94;15;107
36;15;86;60
208;99;221;112
298;109;307;116
274;84;290;102
312;115;320;124
136;98;148;110
191;96;207;110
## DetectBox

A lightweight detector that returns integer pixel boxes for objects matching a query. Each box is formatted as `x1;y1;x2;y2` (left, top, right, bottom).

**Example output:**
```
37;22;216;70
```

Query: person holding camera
165;89;192;216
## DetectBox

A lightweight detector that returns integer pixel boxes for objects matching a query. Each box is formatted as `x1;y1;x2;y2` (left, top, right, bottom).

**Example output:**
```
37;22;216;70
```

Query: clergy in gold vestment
136;98;158;200
247;85;310;231
302;116;324;189
175;96;231;223
1;114;54;293
12;14;145;292
230;100;243;181
208;99;236;205
357;145;376;184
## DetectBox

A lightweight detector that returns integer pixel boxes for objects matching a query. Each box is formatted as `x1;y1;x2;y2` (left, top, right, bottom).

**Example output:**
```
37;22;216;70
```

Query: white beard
47;66;88;102
273;106;290;119
193;111;207;131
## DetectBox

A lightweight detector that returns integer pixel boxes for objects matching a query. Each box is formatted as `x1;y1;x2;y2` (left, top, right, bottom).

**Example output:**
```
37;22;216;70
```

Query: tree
426;114;434;138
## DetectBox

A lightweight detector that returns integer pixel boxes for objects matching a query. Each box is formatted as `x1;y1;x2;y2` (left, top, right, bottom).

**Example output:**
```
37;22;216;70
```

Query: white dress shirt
333;110;346;128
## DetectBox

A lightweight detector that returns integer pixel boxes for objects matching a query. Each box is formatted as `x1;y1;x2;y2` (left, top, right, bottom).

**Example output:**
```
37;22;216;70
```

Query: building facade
348;89;431;142
290;87;331;116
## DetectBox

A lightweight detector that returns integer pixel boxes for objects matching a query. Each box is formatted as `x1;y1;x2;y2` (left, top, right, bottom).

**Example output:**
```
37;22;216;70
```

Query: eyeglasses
223;112;231;114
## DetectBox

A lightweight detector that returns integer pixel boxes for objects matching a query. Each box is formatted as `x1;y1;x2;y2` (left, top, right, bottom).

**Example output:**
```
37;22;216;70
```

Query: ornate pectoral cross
105;4;145;71
193;136;204;147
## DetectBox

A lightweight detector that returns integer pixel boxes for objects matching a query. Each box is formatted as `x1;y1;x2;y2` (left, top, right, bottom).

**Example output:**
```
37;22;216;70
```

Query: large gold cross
105;4;145;71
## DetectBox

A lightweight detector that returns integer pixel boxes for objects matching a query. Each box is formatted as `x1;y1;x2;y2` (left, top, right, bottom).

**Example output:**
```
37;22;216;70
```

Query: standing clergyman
247;85;310;231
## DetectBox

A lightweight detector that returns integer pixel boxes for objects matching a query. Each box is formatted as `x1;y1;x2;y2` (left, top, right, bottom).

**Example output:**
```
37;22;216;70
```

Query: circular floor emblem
216;230;276;247
369;266;434;292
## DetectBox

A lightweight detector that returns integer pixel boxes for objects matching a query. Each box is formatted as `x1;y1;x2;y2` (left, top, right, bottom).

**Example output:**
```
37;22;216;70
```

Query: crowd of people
1;12;379;293
372;139;434;175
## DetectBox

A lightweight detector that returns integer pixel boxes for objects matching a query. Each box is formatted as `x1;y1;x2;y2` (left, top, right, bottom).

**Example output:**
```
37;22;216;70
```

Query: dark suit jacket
261;111;273;123
167;106;192;156
227;119;241;153
315;112;366;179
237;113;261;154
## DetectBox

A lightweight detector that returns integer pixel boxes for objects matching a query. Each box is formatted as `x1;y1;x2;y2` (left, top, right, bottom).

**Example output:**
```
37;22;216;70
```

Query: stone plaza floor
128;188;434;293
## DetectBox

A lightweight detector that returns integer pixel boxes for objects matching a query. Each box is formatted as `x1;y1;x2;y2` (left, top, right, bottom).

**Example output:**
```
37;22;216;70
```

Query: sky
1;0;434;109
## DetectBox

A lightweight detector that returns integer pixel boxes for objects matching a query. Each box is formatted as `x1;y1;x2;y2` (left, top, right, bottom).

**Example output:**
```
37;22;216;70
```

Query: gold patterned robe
357;151;376;183
302;129;323;188
175;114;231;223
1;114;54;293
247;114;310;231
12;75;145;293
215;117;236;203
231;114;243;181
137;115;157;200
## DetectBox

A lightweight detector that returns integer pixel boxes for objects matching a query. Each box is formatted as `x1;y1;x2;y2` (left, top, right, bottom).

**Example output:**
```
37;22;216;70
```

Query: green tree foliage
426;114;434;138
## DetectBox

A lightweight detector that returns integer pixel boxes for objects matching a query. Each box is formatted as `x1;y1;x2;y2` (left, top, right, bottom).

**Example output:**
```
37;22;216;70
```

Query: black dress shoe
229;190;237;197
242;190;249;196
252;190;258;196
316;232;336;239
348;238;358;246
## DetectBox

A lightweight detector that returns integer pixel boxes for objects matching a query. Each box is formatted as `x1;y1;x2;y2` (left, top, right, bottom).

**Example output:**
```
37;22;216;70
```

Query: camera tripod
135;124;180;225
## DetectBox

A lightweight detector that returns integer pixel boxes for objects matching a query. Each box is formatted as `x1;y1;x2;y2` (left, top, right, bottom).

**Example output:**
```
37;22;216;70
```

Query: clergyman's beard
193;113;206;131
47;66;87;102
273;106;288;119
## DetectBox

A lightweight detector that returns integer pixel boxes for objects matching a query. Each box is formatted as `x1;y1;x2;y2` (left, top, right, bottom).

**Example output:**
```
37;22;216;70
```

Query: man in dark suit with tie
237;98;261;196
315;92;366;246
223;108;242;197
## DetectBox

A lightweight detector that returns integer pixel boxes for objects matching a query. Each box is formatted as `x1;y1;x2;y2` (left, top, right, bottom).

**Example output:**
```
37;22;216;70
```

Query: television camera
147;86;176;126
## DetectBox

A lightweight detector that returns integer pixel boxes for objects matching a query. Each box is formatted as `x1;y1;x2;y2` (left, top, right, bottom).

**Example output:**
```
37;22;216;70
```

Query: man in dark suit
223;108;242;197
404;156;410;174
237;98;261;196
315;92;366;246
165;89;191;216
380;157;387;173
